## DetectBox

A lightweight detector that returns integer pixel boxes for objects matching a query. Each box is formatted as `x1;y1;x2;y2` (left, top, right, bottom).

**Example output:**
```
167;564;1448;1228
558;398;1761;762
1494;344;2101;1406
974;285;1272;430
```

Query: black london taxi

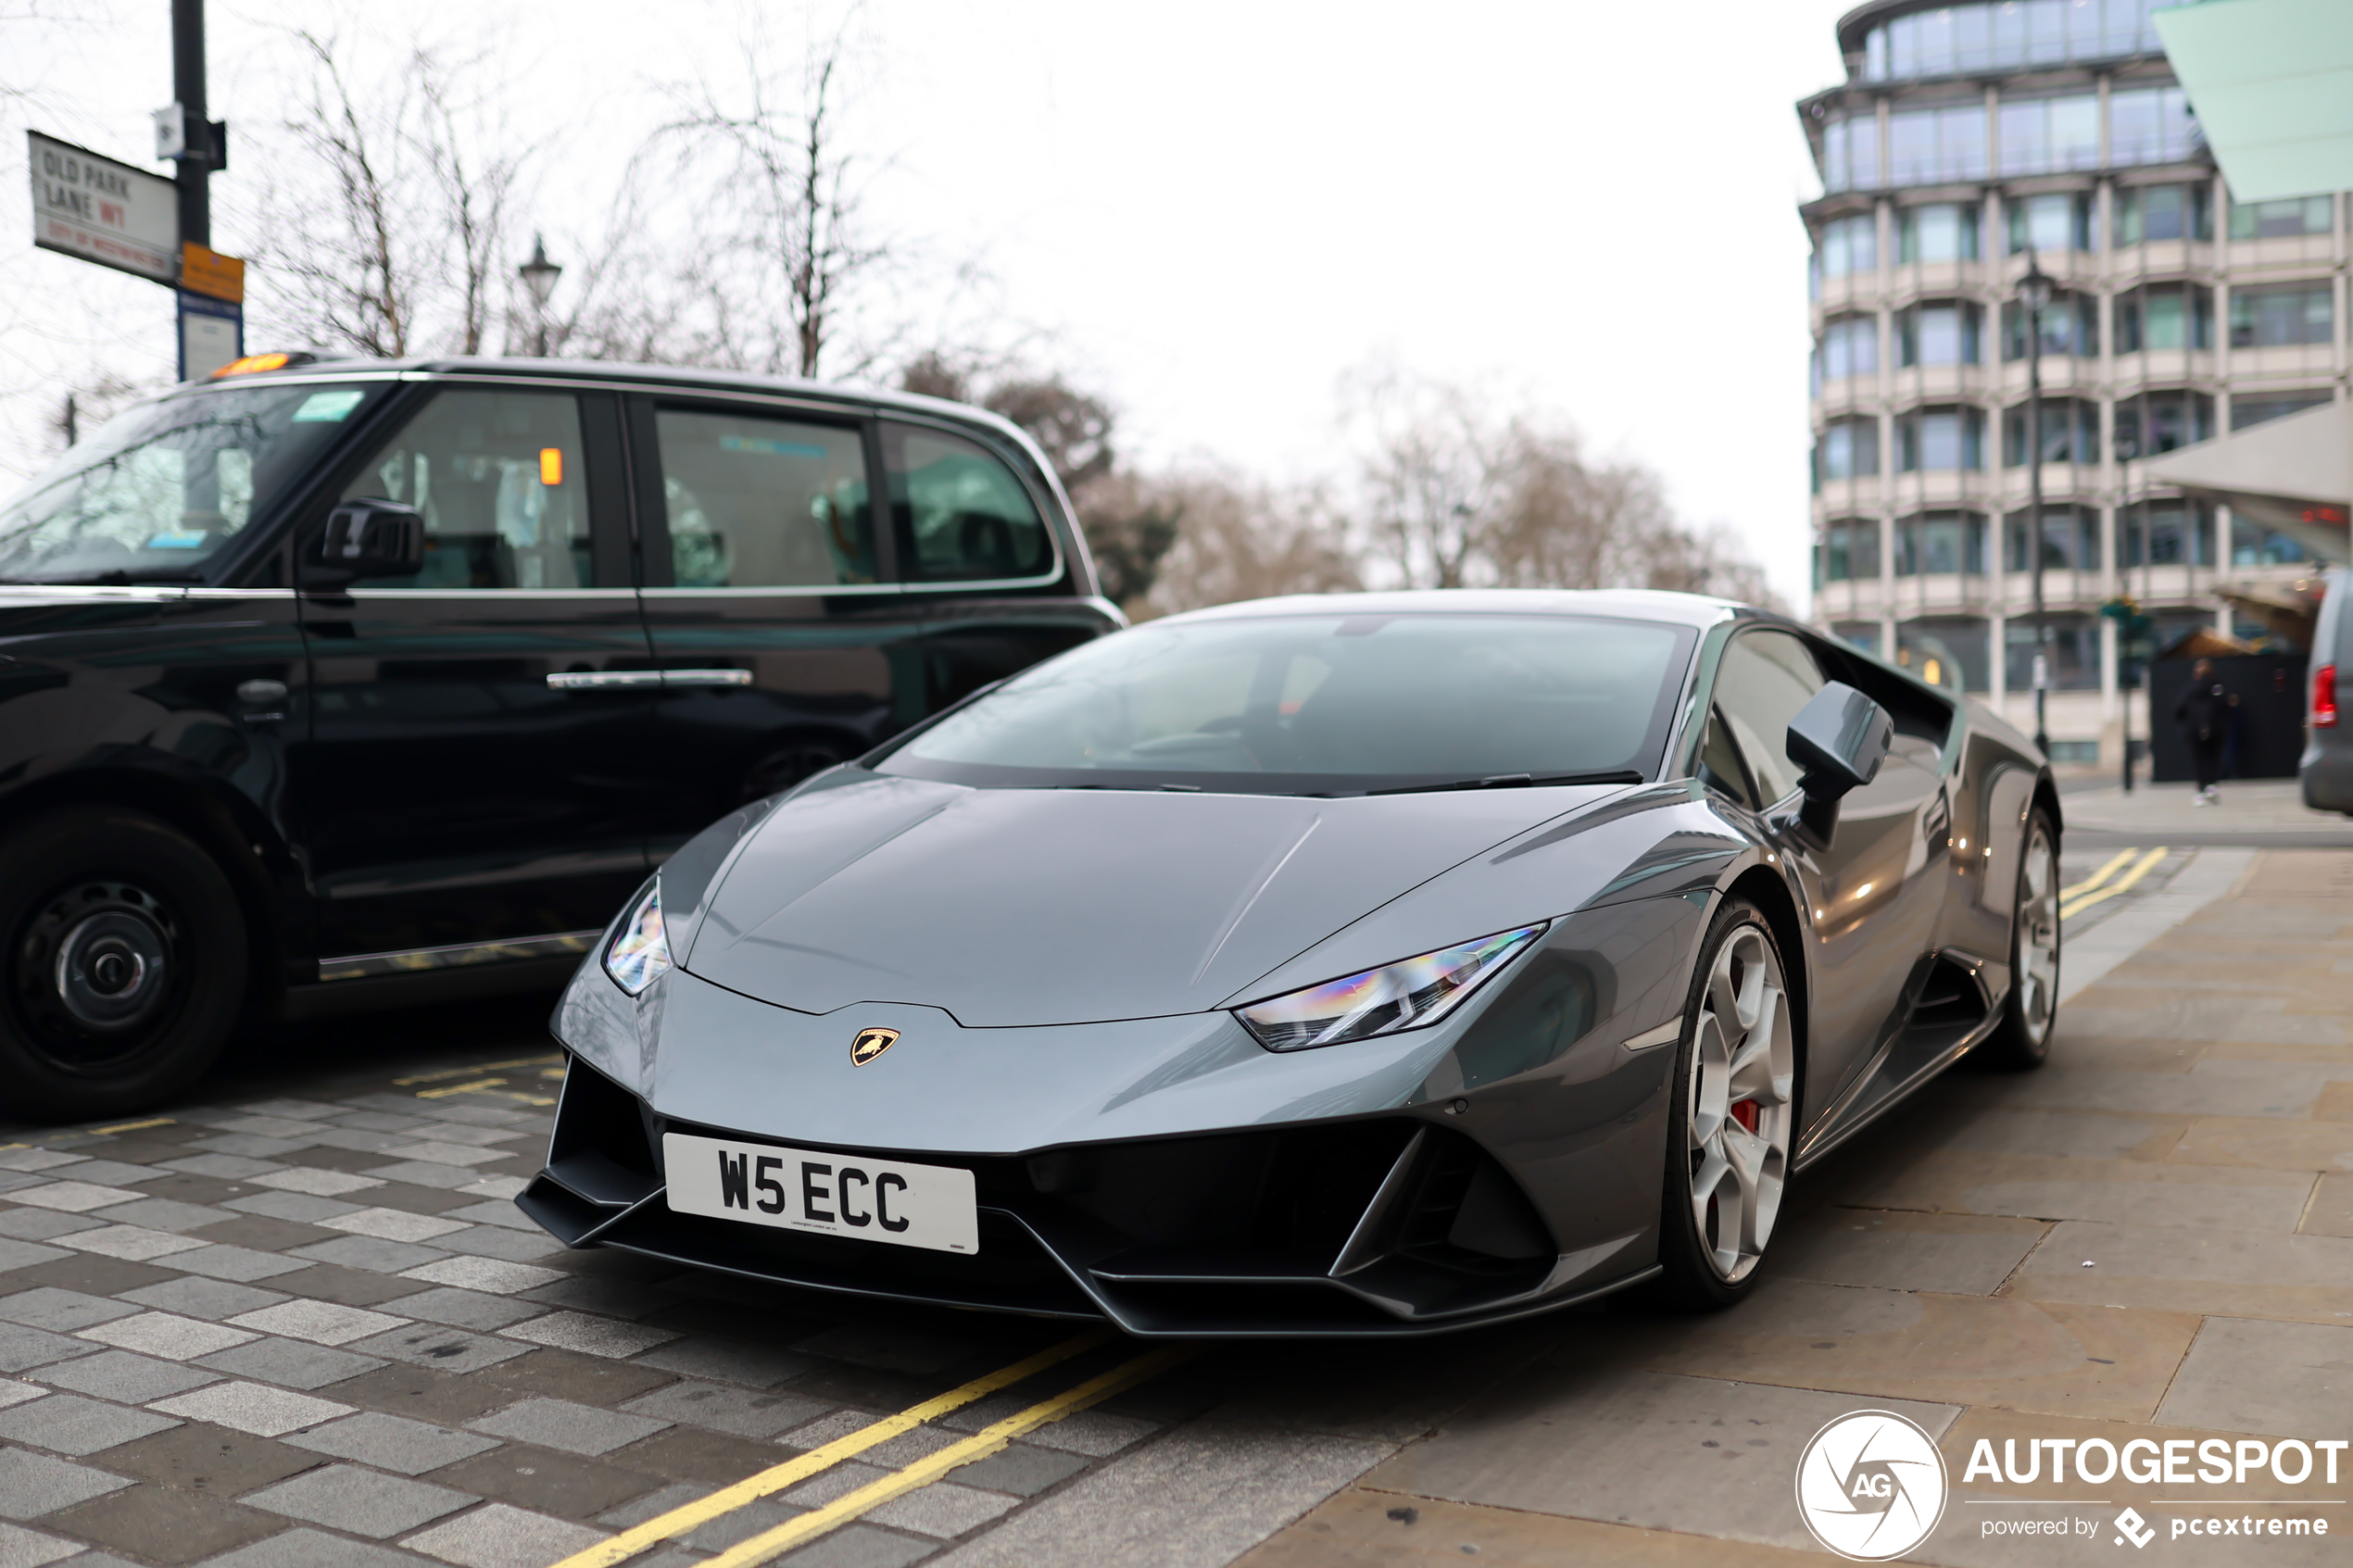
0;356;1123;1120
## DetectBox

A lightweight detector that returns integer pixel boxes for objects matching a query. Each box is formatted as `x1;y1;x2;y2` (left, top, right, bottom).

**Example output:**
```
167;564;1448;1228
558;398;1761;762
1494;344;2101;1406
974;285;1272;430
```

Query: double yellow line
549;1329;1193;1568
2058;846;2169;921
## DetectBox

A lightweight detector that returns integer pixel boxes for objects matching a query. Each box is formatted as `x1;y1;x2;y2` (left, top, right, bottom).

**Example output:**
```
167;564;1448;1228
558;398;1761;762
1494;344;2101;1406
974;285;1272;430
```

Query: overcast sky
4;0;1855;604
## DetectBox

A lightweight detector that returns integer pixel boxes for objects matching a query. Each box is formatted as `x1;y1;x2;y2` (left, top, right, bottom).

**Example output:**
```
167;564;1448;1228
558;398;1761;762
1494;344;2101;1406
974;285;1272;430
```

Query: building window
2006;193;2094;254
1898;302;1982;366
2231;516;2312;568
1898;203;1982;263
1895;511;1987;576
2000;294;2098;358
1896;619;1989;694
1898;408;1985;471
1818;214;1878;278
2229;282;2334;348
2120;499;2215;566
2003;400;2099;466
1819;519;1882;583
2115;183;2210;244
1822;117;1881;192
2006;506;2102;571
1866;3;2194;83
1832;621;1882;656
2232;391;2334;432
1818;418;1881;483
1998;95;2101;177
2005;615;2099;691
1889;104;1988;184
2114;390;2215;456
2229;195;2333;240
2115;283;2214;351
1819;316;1880;382
2108;84;2204;167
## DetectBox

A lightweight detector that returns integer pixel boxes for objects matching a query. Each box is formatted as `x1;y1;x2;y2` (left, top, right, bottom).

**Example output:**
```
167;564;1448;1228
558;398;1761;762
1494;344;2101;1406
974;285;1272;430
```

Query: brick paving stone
36;1349;220;1404
436;1204;530;1233
0;1522;81;1567
195;1336;385;1392
592;1479;704;1528
455;1179;527;1202
353;1187;473;1219
43;1483;282;1565
260;1266;422;1310
379;1290;538;1335
941;1441;1088;1498
7;1184;145;1214
0;1178;45;1198
427;1229;558;1266
233;1101;336;1123
164;1247;309;1284
498;1313;676;1361
78;1313;257;1362
242;1463;472;1538
0;1248;68;1277
0;1394;180;1454
286;1411;502;1475
210;1118;321;1142
220;1192;360;1225
0;1327;92;1375
296;1130;411;1156
186;1137;312;1162
344;1326;529;1376
227;1301;407;1348
159;1155;287;1182
149;1381;354;1438
628;1339;814;1390
291;1239;448;1275
519;1278;677;1322
399;1500;603;1568
466;1399;668;1457
770;1523;932;1568
32;1164;156;1190
673;1496;799;1552
0;1155;82;1175
117;1279;289;1323
193;1524;437;1567
89;1200;238;1236
406;1128;526;1151
789;1328;974;1378
0;1291;142;1334
0;1213;96;1242
333;1114;431;1135
863;1479;1020;1538
321;1366;514;1428
0;1447;133;1519
185;1217;338;1254
120;1174;248;1209
96;1423;322;1497
422;1444;658;1523
1009;1405;1156;1458
618;1382;828;1440
359;1164;481;1192
597;1424;779;1486
57;1228;208;1264
244;1170;382;1198
395;1261;559;1298
319;1211;468;1246
478;1351;672;1409
0;1383;41;1410
6;1257;180;1299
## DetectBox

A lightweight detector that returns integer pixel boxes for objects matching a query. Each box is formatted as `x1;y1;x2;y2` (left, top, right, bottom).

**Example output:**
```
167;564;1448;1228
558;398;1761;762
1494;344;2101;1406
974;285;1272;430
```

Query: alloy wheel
2014;821;2060;1048
1686;922;1794;1283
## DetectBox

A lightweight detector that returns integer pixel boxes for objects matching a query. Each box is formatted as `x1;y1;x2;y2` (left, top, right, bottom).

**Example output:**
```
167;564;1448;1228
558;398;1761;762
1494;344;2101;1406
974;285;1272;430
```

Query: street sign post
27;131;181;285
177;292;241;382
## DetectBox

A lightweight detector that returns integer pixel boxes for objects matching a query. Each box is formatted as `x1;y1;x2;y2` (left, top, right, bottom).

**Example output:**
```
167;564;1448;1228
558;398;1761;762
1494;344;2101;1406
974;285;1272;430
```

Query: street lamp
2116;424;2140;795
518;235;562;357
2018;252;2055;758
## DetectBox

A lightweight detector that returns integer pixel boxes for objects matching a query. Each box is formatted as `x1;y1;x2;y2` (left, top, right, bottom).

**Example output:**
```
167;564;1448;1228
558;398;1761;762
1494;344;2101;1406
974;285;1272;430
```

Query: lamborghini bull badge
849;1026;899;1066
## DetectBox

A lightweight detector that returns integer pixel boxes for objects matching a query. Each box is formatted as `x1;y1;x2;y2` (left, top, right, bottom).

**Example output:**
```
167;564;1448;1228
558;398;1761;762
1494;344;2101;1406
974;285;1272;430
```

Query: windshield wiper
1368;770;1644;797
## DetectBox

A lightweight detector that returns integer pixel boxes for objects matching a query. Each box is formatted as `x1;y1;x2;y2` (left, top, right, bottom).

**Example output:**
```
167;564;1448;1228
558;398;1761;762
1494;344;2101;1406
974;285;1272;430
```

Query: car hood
682;774;1631;1026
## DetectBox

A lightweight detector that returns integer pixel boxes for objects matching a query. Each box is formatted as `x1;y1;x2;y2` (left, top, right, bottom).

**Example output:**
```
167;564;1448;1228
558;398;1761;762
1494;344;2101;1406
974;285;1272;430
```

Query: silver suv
2301;568;2352;813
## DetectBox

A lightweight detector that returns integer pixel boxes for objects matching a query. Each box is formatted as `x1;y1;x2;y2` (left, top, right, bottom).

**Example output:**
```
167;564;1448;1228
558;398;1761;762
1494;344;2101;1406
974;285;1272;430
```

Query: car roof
1154;588;1753;631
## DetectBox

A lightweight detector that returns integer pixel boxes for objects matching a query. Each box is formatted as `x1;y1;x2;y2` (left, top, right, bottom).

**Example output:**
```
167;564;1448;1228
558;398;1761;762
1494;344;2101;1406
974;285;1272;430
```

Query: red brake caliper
1729;1099;1760;1134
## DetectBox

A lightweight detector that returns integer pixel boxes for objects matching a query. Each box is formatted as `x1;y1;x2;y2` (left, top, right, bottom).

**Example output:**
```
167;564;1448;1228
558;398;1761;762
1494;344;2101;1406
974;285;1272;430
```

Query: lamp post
2019;253;2055;757
519;235;561;357
2116;426;2139;795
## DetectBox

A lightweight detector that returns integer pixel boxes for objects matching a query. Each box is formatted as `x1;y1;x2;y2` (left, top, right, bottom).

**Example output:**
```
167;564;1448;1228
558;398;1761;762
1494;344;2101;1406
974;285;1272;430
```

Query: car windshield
877;610;1695;796
0;381;385;583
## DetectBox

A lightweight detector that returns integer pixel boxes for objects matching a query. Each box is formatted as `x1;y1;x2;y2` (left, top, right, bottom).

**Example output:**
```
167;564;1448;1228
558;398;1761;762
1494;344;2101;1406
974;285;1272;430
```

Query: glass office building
1801;0;2345;763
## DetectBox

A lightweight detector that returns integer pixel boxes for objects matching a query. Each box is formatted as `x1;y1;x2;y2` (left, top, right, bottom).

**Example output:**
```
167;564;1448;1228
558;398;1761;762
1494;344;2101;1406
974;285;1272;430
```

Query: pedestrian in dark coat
2173;657;2236;804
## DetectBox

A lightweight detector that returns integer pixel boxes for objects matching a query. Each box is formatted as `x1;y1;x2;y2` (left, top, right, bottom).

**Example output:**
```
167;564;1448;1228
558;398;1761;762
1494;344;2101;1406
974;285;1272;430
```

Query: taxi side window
1710;629;1829;806
342;390;590;589
655;409;874;588
882;421;1052;582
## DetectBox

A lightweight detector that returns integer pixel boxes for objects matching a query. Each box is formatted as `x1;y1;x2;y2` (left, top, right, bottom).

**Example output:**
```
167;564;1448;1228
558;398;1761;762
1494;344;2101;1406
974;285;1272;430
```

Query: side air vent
518;1057;663;1245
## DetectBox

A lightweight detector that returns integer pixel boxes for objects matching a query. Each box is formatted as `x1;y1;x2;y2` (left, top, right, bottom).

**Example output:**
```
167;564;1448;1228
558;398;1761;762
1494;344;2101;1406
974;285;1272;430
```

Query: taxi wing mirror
307;498;424;586
1785;682;1892;846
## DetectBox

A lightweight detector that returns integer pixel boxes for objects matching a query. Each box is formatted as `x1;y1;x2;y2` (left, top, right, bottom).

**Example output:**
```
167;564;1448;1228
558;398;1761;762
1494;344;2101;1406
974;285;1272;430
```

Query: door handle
236;678;288;722
547;669;752;691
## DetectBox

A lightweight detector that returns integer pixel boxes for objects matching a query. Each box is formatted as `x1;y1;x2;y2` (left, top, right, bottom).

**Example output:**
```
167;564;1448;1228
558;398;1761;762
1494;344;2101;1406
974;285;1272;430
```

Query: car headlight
1236;923;1547;1051
604;882;672;995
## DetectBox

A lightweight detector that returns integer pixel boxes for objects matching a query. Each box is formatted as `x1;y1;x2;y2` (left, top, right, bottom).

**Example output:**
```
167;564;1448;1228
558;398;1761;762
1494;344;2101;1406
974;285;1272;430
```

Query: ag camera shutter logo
1795;1410;1949;1561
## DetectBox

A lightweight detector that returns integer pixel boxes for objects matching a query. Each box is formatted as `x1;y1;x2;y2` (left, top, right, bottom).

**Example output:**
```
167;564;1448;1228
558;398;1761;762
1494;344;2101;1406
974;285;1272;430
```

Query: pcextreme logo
1795;1410;1950;1561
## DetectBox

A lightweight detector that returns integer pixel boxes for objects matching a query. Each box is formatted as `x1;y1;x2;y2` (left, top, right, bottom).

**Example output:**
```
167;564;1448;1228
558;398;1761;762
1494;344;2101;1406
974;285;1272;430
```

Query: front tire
1982;808;2059;1070
0;808;248;1122
1652;898;1796;1311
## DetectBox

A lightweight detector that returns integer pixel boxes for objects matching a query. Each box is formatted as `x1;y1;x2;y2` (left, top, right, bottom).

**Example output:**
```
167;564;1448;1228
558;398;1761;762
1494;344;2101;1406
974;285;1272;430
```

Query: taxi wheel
0;808;247;1123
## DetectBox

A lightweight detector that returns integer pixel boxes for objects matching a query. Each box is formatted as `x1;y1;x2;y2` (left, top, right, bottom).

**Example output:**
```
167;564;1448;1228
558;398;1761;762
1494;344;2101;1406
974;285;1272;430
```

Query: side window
1711;630;1828;805
1697;708;1759;810
341;390;589;589
655;409;874;588
883;421;1053;582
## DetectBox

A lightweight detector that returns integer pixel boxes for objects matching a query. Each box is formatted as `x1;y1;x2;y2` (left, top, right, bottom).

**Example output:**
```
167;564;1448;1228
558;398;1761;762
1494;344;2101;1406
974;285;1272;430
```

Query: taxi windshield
0;381;385;583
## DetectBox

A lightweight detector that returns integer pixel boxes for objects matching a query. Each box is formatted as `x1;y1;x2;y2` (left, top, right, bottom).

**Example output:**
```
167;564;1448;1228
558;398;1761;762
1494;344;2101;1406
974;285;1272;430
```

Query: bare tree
1141;473;1361;617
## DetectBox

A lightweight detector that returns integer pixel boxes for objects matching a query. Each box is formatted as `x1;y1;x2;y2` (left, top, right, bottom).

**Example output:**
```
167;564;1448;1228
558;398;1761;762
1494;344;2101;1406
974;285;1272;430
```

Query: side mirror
1784;682;1892;846
307;498;424;585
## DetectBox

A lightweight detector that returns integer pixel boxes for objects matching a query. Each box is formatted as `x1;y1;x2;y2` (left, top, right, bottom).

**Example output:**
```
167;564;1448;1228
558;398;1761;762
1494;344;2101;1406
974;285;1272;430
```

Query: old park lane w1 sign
28;130;179;284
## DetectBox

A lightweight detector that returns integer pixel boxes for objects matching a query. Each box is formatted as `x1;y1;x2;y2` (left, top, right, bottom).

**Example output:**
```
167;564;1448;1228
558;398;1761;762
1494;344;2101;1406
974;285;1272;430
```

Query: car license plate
661;1132;978;1255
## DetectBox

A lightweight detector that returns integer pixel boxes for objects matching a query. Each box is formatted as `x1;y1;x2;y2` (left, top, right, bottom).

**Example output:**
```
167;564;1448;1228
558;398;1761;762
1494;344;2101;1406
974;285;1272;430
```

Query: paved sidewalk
2066;781;2353;848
